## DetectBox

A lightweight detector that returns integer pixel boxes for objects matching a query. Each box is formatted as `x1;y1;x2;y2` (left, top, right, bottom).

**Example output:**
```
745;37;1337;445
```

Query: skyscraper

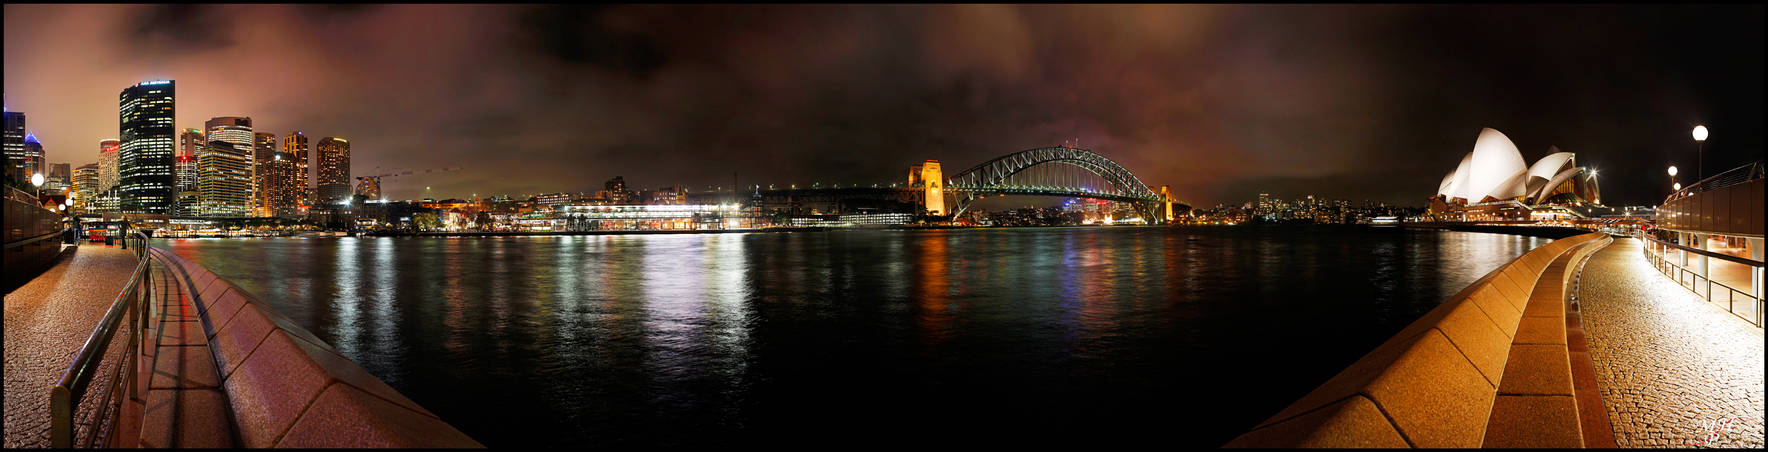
316;137;351;203
253;132;276;216
46;162;70;190
200;117;253;217
72;163;98;214
282;132;309;214
179;127;203;158
198;139;252;217
22;133;45;180
119;80;176;214
174;154;199;216
98;139;120;192
3;111;23;184
267;151;301;216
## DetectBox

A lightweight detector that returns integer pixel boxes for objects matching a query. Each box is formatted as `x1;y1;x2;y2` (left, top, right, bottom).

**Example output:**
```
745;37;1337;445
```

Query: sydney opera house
1427;128;1602;222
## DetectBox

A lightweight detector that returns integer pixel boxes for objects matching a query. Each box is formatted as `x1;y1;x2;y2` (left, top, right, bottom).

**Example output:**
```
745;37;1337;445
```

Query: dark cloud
5;5;1761;205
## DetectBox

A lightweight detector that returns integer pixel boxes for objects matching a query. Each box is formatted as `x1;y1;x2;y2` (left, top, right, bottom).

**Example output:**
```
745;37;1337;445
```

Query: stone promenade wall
1224;231;1610;448
151;249;483;448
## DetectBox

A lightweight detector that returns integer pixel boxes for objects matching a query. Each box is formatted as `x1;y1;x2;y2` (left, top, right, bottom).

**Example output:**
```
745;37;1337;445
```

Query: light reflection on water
156;226;1545;448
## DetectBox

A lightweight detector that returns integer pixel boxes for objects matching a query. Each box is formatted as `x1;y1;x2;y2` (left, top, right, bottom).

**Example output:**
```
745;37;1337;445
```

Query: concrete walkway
3;245;140;448
1578;238;1765;448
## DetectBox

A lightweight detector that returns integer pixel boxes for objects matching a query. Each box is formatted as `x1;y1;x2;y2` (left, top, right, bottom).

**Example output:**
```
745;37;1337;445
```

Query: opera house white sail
1432;128;1600;207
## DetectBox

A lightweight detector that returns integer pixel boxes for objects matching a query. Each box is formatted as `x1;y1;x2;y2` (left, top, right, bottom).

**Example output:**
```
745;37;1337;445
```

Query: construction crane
356;166;462;198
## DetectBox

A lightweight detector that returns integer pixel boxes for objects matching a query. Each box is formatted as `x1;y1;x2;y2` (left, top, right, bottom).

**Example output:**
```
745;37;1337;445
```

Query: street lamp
30;172;44;201
1667;165;1678;195
1692;125;1708;181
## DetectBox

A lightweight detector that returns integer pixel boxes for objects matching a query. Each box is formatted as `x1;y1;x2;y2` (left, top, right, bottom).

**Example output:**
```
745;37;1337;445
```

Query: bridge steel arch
943;147;1167;223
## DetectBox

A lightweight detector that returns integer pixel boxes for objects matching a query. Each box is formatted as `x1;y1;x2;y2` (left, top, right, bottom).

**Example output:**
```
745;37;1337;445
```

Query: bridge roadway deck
1578;238;1765;448
3;244;137;448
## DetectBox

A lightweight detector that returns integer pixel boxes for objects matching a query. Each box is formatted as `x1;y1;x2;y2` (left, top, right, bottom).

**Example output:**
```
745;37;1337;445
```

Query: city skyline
4;4;1763;206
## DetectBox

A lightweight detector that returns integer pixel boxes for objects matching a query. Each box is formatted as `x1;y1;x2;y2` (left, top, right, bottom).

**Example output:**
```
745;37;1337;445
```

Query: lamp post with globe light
1668;165;1679;195
30;172;45;205
1692;125;1708;181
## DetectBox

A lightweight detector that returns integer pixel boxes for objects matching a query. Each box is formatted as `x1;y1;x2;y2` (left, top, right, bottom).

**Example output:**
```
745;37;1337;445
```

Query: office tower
179;127;203;157
201;117;253;216
3;111;22;184
46;162;70;190
174;129;202;216
253;132;275;216
119;80;176;214
316;137;351;203
174;154;199;216
73;163;98;214
21;134;45;181
197;139;252;217
267;151;301;216
98;139;120;192
281;132;309;213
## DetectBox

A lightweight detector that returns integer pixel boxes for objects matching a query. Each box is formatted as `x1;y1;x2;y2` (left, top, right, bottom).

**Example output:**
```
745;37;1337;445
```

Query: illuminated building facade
179;127;203;158
46;163;70;191
253;132;276;216
198;140;252;217
2;111;22;185
72;163;98;214
281;132;310;214
174;154;199;216
119;80;177;214
98;139;120;192
20;134;44;180
316;137;351;203
266;151;302;216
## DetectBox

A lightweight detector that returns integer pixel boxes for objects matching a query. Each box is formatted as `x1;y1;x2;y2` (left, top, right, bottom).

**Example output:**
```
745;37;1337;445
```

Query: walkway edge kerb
1224;232;1610;448
147;248;484;448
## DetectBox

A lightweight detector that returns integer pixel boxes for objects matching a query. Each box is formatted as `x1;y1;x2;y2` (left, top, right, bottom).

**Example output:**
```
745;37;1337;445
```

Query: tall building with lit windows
198;139;253;217
21;134;45;179
98;139;120;192
266;151;301;216
3;111;24;184
179;127;203;158
119;80;176;213
282;131;310;214
72;163;98;213
253;132;276;216
175;128;203;215
316;137;351;203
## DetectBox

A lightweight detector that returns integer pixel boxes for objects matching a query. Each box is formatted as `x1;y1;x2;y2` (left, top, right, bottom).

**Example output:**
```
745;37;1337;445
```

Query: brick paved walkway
3;245;141;448
1578;238;1765;448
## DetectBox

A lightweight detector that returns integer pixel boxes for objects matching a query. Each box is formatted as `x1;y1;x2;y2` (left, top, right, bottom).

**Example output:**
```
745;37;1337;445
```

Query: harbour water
154;226;1547;447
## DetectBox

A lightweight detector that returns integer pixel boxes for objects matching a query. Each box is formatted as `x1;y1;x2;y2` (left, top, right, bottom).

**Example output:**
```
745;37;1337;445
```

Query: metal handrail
1640;235;1764;327
1664;160;1766;204
4;229;65;249
49;229;153;448
1644;235;1767;268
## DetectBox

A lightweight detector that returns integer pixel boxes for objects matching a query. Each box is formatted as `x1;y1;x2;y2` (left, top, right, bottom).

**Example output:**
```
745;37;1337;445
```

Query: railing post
51;385;71;448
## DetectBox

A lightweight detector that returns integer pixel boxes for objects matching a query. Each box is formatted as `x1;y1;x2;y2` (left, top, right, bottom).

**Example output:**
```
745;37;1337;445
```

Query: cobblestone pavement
3;245;140;449
1578;238;1765;448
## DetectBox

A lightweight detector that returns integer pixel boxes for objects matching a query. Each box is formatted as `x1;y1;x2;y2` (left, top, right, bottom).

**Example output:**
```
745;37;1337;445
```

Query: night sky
4;5;1761;206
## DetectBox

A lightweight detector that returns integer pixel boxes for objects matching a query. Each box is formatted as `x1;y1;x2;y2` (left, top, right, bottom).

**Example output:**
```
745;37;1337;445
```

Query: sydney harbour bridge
750;146;1182;224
